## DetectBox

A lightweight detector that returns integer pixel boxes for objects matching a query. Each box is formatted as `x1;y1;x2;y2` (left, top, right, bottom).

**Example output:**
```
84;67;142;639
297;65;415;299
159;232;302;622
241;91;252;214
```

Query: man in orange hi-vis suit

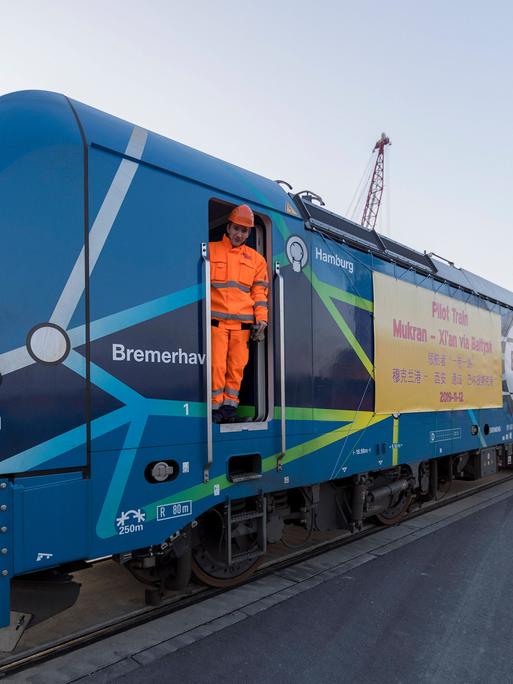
210;204;269;423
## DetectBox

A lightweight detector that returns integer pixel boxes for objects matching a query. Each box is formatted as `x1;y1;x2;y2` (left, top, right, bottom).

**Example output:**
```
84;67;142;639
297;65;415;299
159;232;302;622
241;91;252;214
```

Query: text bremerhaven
112;344;205;365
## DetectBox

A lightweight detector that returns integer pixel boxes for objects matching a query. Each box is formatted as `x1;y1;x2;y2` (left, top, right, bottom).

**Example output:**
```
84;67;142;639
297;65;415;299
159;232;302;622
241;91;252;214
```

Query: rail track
1;471;512;678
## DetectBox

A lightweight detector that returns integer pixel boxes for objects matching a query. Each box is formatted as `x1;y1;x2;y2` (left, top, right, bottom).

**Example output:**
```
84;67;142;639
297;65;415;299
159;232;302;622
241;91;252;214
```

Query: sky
1;0;512;289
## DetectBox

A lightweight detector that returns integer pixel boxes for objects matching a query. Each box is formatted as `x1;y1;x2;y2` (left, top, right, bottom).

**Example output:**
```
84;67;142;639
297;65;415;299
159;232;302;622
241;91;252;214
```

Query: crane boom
361;132;391;230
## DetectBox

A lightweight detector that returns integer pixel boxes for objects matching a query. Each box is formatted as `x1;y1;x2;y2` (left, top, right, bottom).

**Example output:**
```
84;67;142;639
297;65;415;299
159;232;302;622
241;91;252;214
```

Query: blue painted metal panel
0;91;87;471
0;481;13;628
68;98;291;217
0;93;84;350
12;473;88;574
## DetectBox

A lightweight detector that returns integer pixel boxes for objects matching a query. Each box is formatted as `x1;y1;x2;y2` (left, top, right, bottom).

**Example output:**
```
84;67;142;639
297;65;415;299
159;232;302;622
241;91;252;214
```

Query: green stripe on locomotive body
144;410;391;522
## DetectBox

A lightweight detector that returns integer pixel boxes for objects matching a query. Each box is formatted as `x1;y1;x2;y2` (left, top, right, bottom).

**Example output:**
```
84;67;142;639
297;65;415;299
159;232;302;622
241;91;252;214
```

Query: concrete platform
11;476;513;683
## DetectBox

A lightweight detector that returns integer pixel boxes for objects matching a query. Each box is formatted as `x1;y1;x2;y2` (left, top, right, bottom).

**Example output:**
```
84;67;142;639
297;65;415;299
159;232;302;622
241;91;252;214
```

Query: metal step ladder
226;494;267;566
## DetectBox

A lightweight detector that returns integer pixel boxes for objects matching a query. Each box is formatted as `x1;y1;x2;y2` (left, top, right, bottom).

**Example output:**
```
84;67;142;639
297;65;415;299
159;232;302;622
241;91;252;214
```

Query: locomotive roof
0;90;293;219
3;90;511;310
430;259;513;310
297;198;513;310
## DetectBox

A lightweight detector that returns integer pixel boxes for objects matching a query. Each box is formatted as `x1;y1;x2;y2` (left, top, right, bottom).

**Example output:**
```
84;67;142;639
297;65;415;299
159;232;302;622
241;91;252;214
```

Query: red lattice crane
361;133;391;230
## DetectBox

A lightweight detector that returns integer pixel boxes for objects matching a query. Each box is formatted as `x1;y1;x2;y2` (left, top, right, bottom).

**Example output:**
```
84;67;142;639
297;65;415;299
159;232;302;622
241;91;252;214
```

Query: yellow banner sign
373;272;502;413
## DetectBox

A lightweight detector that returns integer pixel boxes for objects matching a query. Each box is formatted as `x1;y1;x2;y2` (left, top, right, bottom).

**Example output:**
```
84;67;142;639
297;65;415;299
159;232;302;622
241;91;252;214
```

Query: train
0;89;512;627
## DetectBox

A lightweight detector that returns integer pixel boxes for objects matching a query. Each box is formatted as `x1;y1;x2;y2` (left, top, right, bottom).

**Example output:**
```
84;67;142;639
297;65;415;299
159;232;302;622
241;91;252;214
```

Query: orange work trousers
211;321;251;409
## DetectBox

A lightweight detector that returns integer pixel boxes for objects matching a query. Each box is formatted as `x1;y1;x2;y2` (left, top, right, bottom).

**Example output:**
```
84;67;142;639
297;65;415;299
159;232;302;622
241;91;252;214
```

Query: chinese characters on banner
373;272;502;413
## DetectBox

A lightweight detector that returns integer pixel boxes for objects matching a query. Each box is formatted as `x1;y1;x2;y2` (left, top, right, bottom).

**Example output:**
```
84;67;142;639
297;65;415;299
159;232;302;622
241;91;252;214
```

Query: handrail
275;262;286;469
202;242;213;483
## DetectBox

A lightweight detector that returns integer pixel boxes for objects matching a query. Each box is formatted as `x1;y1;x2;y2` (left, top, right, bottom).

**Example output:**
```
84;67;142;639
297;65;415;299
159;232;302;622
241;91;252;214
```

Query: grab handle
202;242;213;483
275;262;286;469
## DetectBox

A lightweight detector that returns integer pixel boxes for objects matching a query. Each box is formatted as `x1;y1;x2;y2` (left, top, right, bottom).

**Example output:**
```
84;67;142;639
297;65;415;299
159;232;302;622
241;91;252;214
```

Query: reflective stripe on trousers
212;387;224;408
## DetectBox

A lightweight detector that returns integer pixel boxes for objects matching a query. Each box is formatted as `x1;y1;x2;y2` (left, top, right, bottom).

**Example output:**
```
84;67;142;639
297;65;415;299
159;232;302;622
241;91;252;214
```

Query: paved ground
11;479;513;683
108;495;513;684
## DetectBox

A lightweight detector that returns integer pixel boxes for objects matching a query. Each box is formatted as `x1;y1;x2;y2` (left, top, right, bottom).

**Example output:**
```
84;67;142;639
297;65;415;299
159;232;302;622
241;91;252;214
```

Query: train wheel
375;492;413;525
191;505;262;588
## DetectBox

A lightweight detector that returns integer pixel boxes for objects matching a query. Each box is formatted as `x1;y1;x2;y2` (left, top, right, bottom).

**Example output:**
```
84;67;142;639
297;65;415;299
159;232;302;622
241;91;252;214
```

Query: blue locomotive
0;90;512;626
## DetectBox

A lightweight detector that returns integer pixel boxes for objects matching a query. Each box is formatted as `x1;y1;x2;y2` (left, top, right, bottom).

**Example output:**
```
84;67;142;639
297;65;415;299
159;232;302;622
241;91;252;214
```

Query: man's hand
251;320;267;342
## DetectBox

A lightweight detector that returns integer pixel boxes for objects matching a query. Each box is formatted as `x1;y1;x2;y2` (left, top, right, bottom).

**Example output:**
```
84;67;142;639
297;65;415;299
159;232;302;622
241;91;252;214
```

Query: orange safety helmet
228;204;254;228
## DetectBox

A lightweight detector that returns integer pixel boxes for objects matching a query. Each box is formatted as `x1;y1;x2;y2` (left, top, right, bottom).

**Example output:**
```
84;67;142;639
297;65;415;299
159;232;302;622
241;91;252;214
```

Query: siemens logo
315;248;354;274
112;344;205;365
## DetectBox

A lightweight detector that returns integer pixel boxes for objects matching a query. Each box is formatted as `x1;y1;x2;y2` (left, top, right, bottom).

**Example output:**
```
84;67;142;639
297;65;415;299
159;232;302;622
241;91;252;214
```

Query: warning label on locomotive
156;500;192;521
373;272;502;413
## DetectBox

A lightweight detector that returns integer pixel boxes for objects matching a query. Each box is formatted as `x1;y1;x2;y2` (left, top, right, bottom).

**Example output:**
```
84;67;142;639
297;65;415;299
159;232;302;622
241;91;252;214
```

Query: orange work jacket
210;235;269;324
